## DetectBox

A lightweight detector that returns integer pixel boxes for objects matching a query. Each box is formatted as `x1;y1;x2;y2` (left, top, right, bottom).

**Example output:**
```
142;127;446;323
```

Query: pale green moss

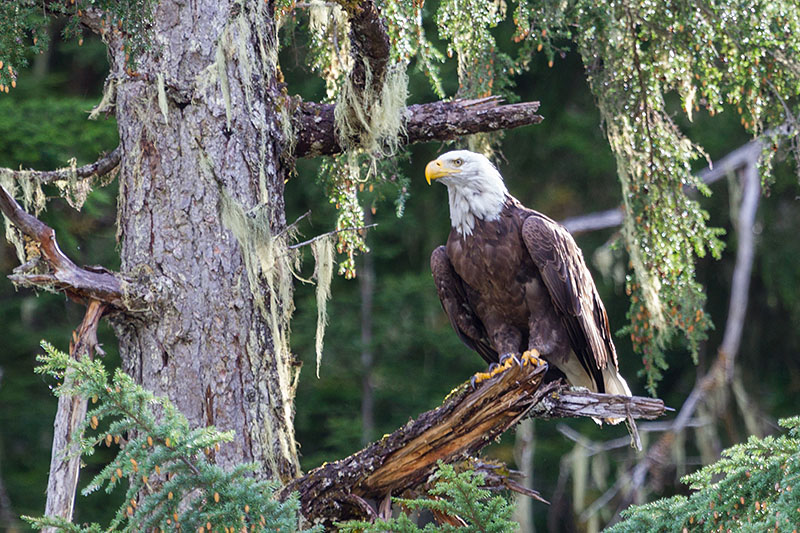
311;235;333;378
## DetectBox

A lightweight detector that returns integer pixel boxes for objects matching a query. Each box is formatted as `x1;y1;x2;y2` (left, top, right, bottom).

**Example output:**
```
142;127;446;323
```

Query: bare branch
294;97;543;158
599;140;762;516
283;358;664;526
0;184;128;308
288;223;377;249
44;300;106;531
0;147;120;185
560;138;764;235
561;208;623;235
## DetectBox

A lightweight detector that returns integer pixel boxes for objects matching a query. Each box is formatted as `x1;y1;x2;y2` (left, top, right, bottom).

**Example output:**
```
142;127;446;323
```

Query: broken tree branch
0;147;120;185
294;96;544;158
283;358;664;526
0;184;128;308
43;300;106;532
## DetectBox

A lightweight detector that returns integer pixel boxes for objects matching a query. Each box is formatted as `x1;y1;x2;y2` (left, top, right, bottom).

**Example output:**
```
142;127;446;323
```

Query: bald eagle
427;150;632;406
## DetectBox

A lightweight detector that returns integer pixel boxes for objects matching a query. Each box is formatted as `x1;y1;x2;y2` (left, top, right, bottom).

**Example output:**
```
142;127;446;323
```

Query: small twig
288;223;378;249
276;210;312;239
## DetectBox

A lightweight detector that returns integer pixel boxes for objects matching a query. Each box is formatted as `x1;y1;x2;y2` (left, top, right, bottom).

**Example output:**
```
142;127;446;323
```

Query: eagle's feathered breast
445;198;573;364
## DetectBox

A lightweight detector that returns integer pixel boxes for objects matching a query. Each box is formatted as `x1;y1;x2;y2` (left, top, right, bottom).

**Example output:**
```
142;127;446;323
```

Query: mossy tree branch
0;147;120;185
293;96;544;159
281;358;665;527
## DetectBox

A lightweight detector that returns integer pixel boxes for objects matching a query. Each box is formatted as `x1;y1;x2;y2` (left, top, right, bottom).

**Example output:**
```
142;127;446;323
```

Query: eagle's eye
453;158;463;167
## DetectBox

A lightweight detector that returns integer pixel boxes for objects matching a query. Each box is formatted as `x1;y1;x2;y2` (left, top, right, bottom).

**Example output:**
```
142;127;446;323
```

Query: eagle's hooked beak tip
425;159;457;185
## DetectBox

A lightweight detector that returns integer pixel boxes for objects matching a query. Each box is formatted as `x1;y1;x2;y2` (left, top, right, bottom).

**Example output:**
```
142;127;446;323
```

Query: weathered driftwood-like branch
0;184;126;308
294;97;544;158
0;147;120;185
283;357;664;526
626;140;763;497
43;300;106;532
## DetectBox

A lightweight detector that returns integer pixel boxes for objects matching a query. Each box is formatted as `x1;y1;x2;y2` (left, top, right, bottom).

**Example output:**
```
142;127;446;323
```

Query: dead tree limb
627;141;762;493
0;184;128;308
283;358;664;526
560;138;764;235
294;97;544;158
43;300;106;532
0;147;120;185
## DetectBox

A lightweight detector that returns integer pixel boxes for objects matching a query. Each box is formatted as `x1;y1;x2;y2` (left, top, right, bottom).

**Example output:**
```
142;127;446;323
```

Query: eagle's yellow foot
521;350;543;366
470;371;493;388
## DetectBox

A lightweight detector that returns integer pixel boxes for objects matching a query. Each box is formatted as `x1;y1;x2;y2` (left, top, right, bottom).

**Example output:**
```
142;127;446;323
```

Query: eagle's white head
425;150;508;236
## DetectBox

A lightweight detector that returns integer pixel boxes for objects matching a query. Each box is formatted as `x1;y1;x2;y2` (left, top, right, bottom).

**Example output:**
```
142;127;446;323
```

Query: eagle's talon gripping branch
470;371;493;389
521;350;542;366
499;352;522;367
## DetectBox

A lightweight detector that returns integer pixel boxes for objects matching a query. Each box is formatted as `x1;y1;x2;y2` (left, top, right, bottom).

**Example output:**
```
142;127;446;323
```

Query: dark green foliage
608;417;800;532
0;0;155;90
507;0;800;392
0;97;118;170
339;463;518;532
25;342;315;533
0;2;49;89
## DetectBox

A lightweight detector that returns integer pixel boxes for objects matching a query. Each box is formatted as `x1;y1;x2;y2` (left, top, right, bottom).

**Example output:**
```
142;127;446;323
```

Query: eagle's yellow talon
521;350;542;366
473;371;491;383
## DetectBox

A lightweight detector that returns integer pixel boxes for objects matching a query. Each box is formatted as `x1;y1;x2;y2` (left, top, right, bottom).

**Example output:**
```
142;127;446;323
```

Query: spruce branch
26;343;316;533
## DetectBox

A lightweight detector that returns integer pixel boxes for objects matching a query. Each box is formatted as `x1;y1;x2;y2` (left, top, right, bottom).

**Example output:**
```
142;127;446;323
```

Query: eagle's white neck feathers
435;150;508;236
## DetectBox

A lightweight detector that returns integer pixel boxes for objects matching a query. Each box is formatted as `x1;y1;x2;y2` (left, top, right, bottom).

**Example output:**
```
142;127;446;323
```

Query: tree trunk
360;210;375;446
108;0;299;481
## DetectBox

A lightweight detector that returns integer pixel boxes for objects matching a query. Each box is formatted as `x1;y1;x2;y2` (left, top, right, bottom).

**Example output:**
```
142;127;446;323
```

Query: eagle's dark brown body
431;196;616;394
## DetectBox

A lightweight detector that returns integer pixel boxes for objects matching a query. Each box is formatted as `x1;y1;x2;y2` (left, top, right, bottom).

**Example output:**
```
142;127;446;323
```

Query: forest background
0;3;799;532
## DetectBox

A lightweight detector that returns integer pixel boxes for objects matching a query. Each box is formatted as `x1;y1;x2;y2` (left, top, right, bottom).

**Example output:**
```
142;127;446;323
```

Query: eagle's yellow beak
425;159;461;185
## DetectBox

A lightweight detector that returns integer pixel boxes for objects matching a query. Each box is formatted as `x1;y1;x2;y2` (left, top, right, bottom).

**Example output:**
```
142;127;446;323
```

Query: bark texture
293;97;543;158
108;0;300;481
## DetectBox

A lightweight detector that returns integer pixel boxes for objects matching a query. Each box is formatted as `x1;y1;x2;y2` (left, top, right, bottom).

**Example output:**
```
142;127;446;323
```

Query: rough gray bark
107;0;299;481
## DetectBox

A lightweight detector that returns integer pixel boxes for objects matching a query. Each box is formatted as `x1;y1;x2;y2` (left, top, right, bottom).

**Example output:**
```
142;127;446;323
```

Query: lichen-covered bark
108;0;300;481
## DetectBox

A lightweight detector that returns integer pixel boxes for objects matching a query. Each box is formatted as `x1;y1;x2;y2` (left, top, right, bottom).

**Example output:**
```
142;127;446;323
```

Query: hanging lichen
509;0;800;392
333;62;408;158
0;171;26;264
219;189;299;476
311;236;334;378
436;0;515;157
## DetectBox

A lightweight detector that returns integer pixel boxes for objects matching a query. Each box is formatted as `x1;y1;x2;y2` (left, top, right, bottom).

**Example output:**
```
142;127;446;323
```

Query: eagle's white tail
603;367;632;425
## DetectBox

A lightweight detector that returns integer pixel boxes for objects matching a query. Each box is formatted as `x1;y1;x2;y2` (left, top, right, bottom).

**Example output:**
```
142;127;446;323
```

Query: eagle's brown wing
431;246;498;365
521;213;617;391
